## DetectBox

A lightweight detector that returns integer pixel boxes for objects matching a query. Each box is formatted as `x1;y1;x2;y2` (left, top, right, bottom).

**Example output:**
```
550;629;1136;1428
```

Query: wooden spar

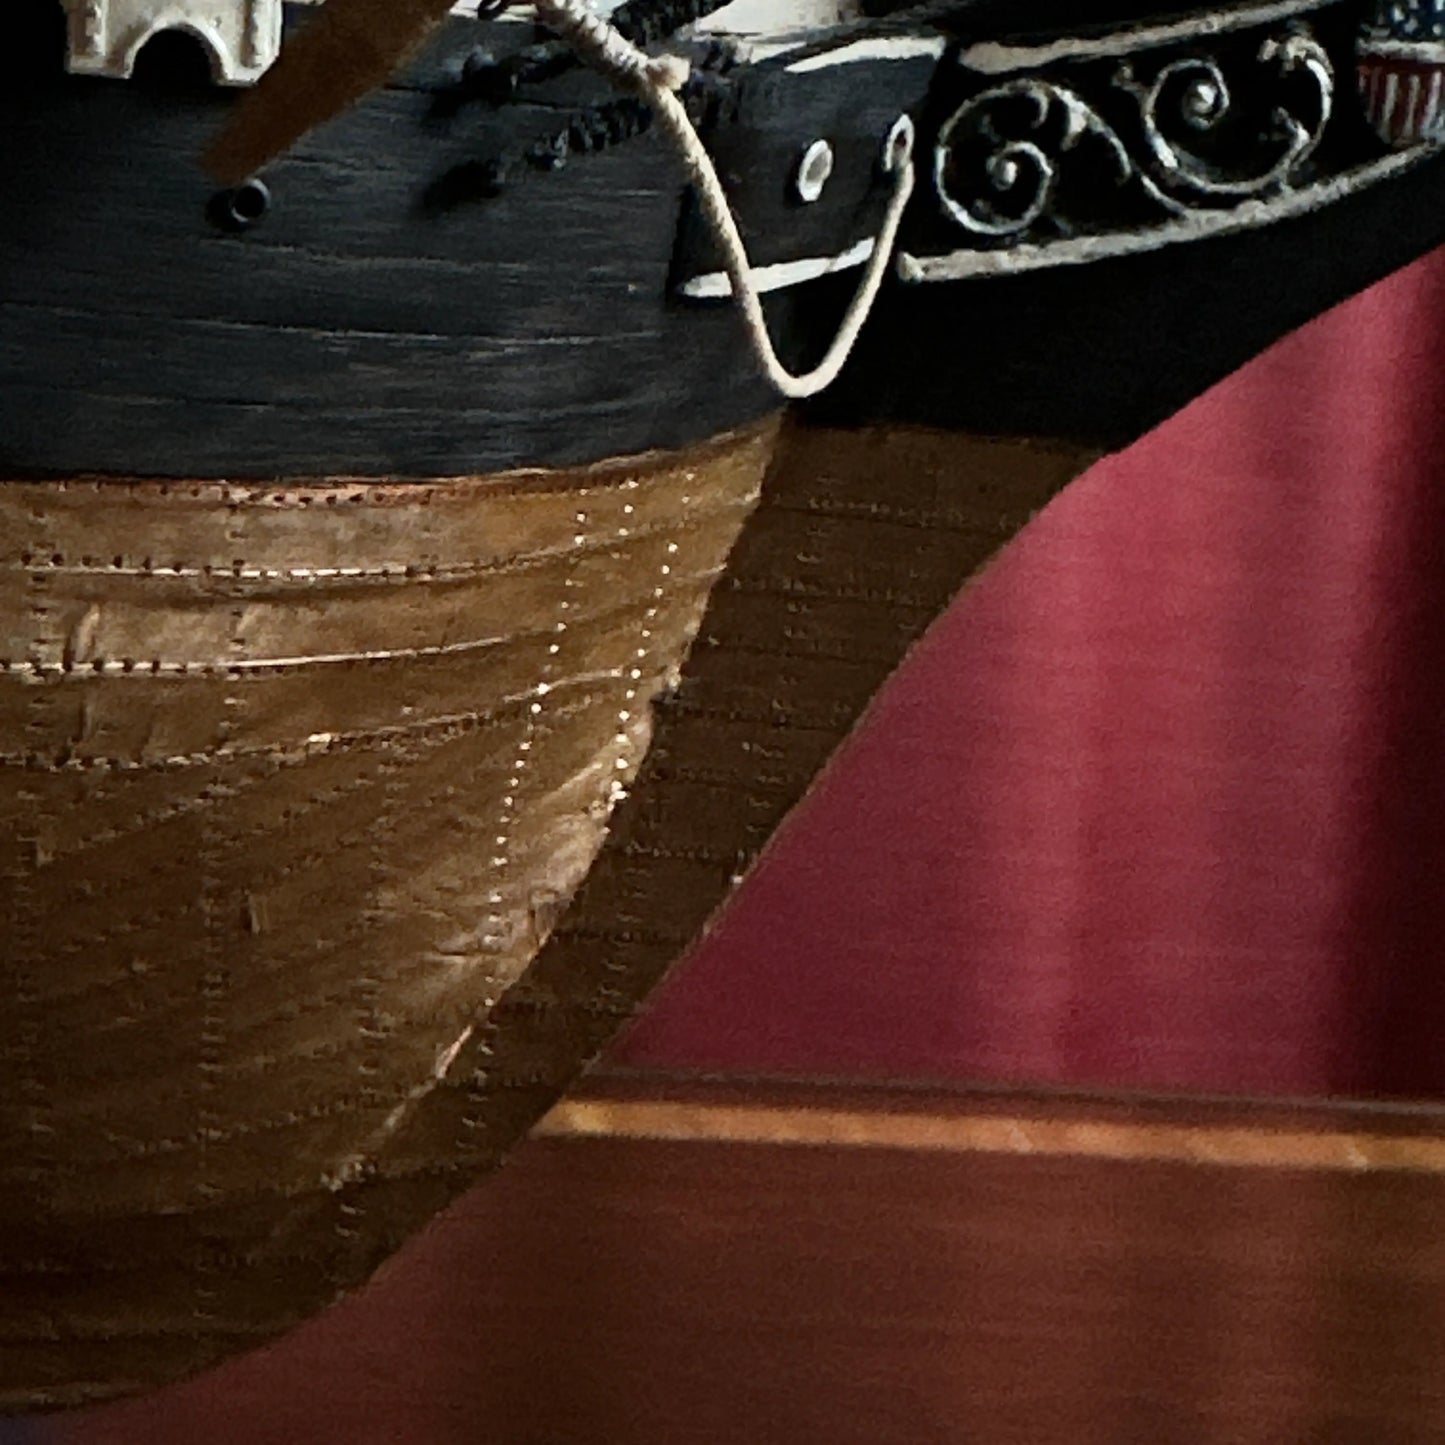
204;0;456;184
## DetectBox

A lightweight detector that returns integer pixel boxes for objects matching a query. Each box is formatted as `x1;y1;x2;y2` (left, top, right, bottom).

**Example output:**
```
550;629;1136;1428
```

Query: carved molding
902;0;1444;282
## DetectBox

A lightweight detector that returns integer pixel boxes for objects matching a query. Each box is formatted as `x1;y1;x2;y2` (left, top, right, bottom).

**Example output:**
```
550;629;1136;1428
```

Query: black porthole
208;178;272;233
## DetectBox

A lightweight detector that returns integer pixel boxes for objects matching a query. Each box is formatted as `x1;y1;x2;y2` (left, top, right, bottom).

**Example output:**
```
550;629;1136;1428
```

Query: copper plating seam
0;666;641;772
20;696;620;993
0;489;761;583
0;420;780;504
15;693;600;878
0;562;723;681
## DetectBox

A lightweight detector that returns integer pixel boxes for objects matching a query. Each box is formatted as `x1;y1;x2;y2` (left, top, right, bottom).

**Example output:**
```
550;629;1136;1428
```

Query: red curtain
618;242;1445;1103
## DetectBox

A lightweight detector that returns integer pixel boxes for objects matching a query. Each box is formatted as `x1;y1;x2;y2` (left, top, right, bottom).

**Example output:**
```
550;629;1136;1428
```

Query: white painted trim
785;35;947;74
475;0;626;22
961;0;1331;75
736;36;820;62
1383;70;1402;130
480;0;854;28
697;0;854;33
680;236;876;299
897;147;1436;282
1360;39;1445;65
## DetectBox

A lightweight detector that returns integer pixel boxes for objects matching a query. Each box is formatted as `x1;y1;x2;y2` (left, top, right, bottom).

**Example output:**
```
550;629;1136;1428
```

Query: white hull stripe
785;35;947;74
680;236;876;299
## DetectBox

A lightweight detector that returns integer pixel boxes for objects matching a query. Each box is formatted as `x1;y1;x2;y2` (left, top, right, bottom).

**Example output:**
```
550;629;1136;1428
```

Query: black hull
0;14;927;480
0;65;764;478
6;0;1445;477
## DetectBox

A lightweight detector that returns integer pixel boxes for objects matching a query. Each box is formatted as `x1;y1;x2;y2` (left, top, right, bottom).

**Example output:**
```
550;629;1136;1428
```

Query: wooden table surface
50;1072;1445;1444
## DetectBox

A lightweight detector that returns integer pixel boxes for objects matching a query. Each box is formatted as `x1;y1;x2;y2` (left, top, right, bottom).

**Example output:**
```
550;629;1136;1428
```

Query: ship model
4;0;1445;1411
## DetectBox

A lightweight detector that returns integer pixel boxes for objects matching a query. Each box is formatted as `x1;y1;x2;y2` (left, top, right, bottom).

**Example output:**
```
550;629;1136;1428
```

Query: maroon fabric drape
618;242;1445;1102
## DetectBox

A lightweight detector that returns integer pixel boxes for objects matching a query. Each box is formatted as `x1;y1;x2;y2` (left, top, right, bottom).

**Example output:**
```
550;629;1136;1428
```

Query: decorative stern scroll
901;0;1445;282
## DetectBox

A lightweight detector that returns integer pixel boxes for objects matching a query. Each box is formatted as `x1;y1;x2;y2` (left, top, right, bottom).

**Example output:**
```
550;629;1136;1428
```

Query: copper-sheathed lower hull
0;421;1096;1410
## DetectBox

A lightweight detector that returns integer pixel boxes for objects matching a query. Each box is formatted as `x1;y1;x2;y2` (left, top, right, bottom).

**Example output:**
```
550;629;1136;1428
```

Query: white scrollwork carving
934;80;1131;237
933;23;1336;243
1123;29;1333;210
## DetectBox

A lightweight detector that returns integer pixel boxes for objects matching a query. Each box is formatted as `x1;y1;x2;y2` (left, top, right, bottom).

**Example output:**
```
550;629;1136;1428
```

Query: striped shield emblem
1359;1;1445;146
1358;49;1445;145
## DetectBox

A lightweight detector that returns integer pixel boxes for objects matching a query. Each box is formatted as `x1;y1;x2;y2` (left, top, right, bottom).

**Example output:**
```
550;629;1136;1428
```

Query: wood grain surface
55;1071;1445;1444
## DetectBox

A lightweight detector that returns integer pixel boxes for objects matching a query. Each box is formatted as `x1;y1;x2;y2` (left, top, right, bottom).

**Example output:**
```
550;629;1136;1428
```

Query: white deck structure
55;0;857;86
58;0;308;84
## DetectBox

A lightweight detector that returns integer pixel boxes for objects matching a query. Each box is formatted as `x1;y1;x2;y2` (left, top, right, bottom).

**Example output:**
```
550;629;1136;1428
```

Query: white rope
531;0;916;400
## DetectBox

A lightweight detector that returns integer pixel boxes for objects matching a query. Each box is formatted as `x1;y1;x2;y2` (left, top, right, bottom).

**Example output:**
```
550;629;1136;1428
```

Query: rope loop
531;0;915;399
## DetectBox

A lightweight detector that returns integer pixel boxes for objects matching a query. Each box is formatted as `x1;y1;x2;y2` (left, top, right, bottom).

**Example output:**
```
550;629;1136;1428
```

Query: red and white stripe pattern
1358;45;1445;146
